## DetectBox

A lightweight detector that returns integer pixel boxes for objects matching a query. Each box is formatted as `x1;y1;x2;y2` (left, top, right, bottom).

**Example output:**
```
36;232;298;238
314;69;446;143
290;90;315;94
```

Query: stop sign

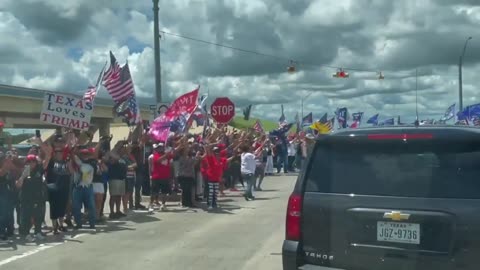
211;97;235;124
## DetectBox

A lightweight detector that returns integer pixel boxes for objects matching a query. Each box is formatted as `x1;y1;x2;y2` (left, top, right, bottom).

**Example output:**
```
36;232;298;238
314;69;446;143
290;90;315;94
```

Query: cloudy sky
0;0;479;123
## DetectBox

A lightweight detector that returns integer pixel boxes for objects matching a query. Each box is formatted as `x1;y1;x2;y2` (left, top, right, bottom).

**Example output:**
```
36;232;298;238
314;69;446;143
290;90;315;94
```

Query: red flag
149;86;200;142
253;119;264;133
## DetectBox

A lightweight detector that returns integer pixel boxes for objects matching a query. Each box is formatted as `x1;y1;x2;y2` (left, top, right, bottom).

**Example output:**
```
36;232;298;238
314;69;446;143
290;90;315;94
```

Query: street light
301;92;314;120
459;36;472;111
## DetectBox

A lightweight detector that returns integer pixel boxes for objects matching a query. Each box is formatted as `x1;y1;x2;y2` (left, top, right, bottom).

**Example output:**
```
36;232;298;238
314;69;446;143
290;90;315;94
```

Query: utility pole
153;0;162;104
459;36;472;112
415;68;419;127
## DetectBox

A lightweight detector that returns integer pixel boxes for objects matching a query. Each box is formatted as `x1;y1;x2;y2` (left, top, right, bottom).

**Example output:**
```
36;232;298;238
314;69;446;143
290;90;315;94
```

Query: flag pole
95;61;108;89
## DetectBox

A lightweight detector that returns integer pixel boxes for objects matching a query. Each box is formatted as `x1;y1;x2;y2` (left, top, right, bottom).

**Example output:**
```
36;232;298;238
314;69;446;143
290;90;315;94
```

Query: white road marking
0;233;87;267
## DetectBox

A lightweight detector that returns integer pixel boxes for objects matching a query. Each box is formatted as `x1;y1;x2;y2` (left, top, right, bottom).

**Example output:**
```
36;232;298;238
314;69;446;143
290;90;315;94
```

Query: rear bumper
282;240;299;270
283;240;345;270
298;266;345;270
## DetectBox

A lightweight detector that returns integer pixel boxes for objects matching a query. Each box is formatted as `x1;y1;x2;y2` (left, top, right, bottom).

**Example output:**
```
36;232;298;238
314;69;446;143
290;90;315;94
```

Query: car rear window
305;141;480;199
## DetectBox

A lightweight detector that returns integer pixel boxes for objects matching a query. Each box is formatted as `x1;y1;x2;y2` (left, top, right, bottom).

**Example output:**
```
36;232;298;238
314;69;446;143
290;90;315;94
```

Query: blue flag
381;118;395;126
457;103;480;121
318;113;328;124
336;108;348;128
302;112;313;127
366;114;379;125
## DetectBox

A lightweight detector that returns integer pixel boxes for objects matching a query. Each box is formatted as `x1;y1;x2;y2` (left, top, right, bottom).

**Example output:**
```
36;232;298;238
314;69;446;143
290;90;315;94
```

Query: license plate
377;221;420;244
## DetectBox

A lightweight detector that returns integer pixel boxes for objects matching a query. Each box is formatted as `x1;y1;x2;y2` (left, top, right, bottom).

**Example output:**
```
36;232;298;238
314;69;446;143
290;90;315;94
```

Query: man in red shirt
148;143;173;211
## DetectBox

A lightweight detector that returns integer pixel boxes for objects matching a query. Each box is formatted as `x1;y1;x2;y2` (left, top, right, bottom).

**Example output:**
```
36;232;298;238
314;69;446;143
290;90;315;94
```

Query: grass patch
229;116;280;131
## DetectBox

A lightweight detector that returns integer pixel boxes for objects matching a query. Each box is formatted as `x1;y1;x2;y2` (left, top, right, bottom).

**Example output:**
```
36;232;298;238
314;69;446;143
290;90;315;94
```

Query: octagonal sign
211;97;235;124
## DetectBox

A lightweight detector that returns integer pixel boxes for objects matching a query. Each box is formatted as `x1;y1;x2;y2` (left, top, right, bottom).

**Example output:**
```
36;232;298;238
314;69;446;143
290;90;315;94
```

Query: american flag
82;62;106;103
103;51;120;83
253;119;264;133
325;117;334;131
103;63;135;103
441;103;456;121
102;51;133;103
116;95;141;126
83;86;97;103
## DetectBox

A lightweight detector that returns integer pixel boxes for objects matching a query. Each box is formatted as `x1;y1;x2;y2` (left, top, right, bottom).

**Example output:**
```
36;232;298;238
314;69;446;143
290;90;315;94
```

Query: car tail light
367;133;433;140
286;193;302;241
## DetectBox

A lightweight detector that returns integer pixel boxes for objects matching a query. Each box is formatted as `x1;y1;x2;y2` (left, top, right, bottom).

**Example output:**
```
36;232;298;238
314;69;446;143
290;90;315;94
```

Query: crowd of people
0;121;315;243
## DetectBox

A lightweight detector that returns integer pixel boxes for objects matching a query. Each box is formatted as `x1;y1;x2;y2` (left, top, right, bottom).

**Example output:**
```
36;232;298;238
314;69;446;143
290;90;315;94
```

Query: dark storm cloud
173;0;377;79
184;2;288;78
436;0;480;6
230;95;293;109
277;0;310;16
356;95;413;113
60;75;90;92
8;1;92;46
325;76;436;100
155;0;399;83
0;43;32;63
384;32;480;70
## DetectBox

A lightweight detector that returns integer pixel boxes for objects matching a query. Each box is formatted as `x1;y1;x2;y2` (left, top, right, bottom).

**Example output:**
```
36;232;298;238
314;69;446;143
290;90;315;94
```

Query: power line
161;31;287;62
159;30;379;73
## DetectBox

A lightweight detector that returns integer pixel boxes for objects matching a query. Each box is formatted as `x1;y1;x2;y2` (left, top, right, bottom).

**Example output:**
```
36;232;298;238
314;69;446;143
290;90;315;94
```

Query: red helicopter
287;60;296;74
333;68;349;78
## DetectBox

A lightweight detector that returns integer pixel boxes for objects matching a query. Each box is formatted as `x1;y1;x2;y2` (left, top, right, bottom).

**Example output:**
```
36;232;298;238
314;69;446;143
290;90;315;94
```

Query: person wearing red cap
16;154;47;241
202;144;235;210
203;145;223;210
148;142;174;211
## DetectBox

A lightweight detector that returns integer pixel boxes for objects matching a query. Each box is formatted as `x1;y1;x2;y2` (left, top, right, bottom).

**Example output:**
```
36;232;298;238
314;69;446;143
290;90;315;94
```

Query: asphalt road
0;174;296;270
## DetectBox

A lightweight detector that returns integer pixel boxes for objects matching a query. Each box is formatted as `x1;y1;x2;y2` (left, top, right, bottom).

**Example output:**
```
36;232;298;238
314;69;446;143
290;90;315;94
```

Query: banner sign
40;92;93;130
149;87;199;142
